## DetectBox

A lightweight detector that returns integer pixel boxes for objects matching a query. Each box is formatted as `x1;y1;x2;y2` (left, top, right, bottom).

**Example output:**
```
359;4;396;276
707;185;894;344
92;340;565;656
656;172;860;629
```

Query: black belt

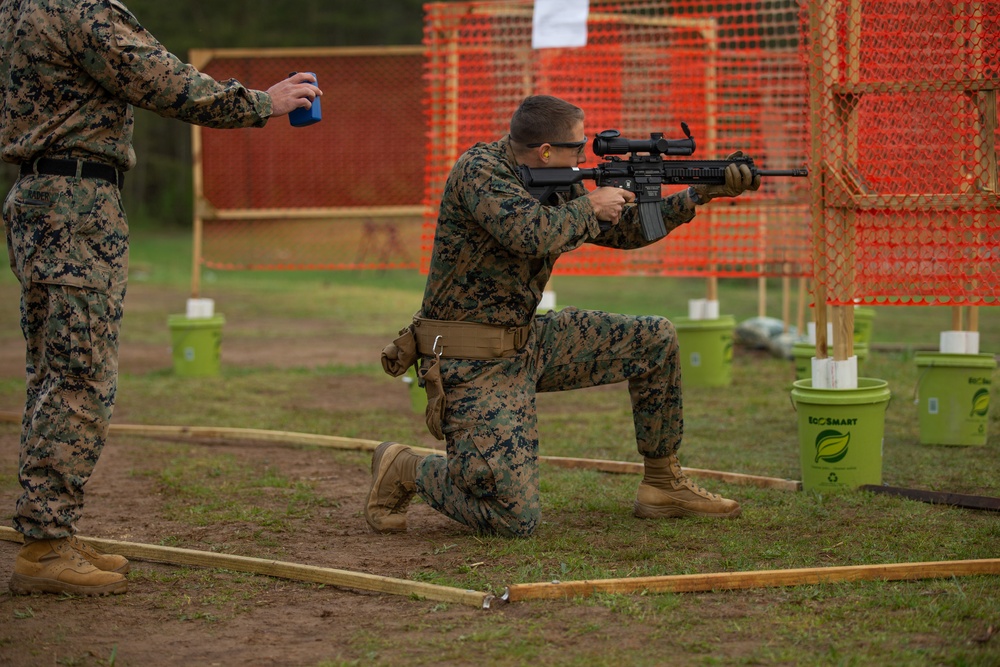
19;158;124;188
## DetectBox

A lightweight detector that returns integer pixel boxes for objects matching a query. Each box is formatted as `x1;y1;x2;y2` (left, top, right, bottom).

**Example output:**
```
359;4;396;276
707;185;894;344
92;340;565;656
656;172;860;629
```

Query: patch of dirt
1;411;656;666
0;425;482;666
2;283;995;665
0;282;633;667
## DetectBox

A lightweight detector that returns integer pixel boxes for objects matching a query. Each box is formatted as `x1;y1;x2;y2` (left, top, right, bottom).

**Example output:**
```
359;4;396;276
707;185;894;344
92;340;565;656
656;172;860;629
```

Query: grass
0;228;998;666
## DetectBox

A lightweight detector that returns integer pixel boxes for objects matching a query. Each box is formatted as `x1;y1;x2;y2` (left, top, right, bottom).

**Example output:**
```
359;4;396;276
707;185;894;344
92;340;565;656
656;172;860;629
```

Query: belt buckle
506;325;526;351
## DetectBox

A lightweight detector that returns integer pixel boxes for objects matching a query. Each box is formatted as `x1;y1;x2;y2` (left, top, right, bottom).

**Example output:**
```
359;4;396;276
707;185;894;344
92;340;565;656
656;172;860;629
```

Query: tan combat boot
634;454;742;519
9;538;128;596
364;441;423;533
68;535;130;574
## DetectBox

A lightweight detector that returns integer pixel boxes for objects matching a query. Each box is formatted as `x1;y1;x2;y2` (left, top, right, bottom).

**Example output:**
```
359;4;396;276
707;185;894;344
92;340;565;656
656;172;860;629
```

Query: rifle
517;122;809;242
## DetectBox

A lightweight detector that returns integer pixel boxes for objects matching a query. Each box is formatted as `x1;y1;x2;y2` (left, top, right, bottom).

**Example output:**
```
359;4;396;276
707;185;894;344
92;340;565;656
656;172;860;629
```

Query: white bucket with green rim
914;352;996;446
673;315;735;388
791;378;891;492
167;314;224;377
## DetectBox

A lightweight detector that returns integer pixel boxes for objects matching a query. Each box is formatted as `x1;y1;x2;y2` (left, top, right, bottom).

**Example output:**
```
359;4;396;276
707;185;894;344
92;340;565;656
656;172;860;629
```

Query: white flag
532;0;589;49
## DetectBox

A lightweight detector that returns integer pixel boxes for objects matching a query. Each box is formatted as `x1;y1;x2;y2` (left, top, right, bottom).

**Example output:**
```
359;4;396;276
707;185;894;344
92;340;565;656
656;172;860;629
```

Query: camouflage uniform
1;0;272;540
415;138;698;537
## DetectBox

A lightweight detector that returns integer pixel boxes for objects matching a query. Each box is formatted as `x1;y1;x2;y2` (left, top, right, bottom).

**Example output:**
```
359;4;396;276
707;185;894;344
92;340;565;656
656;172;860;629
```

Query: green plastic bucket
167;314;224;377
673;315;735;388
790;378;891;491
792;343;869;381
853;307;876;346
914;352;996;446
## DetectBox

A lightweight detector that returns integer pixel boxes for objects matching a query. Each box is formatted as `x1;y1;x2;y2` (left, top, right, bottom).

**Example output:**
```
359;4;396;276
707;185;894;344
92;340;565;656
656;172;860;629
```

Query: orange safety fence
190;1;999;309
422;0;813;279
193;46;426;271
806;0;999;306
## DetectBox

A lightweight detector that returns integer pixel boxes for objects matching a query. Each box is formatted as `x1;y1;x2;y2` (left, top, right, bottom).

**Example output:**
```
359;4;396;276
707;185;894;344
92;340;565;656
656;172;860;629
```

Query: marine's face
543;119;588;167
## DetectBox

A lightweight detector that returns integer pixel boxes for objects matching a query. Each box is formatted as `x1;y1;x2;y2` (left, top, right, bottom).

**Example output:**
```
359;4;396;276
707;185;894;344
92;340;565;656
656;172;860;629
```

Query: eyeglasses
526;137;588;155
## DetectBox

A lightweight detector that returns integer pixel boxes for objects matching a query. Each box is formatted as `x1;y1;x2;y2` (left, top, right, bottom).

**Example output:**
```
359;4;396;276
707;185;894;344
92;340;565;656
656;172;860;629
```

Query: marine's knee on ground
479;505;540;538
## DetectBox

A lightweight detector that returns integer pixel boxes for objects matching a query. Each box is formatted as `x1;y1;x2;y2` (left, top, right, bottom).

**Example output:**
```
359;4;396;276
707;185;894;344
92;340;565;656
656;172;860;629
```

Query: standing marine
2;0;321;595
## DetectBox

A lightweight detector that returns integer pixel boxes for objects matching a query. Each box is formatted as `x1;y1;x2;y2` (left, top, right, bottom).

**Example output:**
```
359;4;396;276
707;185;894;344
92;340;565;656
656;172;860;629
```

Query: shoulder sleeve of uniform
454;147;602;257
66;0;175;100
107;0;137;18
68;0;270;127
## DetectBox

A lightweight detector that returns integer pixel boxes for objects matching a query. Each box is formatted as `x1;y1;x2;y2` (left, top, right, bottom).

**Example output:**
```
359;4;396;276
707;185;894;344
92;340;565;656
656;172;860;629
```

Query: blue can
289;72;322;127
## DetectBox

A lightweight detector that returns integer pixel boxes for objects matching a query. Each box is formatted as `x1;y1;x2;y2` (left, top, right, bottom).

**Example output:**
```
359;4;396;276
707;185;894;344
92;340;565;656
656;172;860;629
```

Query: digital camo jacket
421;137;698;327
0;0;271;169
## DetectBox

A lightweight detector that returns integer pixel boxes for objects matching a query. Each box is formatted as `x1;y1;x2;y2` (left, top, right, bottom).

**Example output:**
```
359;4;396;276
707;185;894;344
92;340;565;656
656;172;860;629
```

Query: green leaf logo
970;389;990;417
815;429;850;463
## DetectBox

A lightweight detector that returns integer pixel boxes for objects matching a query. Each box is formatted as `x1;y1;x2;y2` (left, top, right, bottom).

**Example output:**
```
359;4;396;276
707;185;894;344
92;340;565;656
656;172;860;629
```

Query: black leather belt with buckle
19;157;125;188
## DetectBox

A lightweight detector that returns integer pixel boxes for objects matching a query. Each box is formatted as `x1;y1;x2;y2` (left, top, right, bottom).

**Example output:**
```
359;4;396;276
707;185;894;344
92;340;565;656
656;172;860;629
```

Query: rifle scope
592;122;696;157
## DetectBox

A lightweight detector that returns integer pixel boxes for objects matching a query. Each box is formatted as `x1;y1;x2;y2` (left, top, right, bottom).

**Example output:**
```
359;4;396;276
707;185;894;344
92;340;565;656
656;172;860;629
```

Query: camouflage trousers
415;307;682;537
3;174;128;540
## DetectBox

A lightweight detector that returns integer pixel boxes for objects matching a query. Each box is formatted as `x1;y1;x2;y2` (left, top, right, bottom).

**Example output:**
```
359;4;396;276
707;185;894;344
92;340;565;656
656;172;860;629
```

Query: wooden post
808;0;861;363
830;0;860;362
813;288;828;356
782;273;791;333
808;1;832;359
704;21;719;306
190;123;204;299
797;277;808;338
832;305;854;361
706;276;719;302
965;5;994;323
758;277;768;319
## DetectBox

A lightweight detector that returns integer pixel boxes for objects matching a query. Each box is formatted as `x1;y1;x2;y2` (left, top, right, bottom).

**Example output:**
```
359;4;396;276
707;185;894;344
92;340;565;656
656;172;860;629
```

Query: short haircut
509;95;584;145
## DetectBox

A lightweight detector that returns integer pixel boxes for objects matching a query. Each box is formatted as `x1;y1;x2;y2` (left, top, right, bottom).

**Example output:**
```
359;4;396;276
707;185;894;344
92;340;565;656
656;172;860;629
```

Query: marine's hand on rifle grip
588;187;636;225
692;151;762;203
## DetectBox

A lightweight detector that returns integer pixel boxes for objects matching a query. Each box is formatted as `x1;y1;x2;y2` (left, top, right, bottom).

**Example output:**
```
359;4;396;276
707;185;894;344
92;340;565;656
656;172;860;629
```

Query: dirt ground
3;283;995;666
0;283;651;667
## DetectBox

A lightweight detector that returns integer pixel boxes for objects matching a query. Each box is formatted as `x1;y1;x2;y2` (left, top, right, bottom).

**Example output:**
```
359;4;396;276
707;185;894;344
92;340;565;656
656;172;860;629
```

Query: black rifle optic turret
518;122;808;242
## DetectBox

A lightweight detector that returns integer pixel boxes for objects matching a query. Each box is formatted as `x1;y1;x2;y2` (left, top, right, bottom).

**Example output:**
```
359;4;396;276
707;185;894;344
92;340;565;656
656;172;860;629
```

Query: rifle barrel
757;168;809;177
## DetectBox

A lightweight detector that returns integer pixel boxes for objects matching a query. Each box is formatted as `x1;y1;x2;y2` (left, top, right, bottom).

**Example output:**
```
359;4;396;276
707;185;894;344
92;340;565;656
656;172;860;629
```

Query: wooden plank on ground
503;558;1000;601
0;527;493;608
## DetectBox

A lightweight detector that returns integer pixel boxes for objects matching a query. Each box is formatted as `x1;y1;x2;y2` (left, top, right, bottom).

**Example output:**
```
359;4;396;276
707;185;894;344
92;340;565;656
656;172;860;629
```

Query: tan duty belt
412;316;531;360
